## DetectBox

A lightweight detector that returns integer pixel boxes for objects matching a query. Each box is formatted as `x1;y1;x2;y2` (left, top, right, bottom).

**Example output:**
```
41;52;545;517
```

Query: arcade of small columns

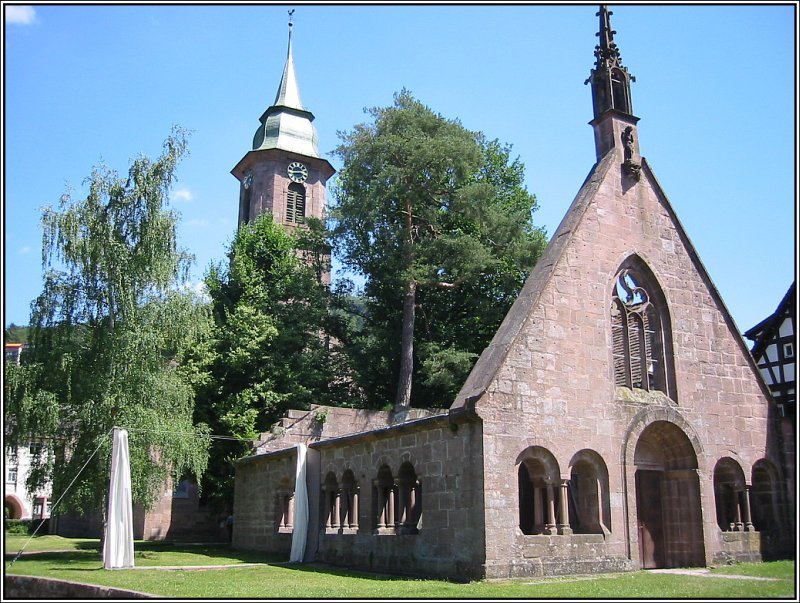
718;484;755;532
322;478;360;534
373;481;421;535
529;479;574;535
728;484;755;532
274;464;423;536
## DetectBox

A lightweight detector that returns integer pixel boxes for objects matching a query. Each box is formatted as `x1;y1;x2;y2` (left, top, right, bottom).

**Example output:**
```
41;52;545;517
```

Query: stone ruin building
231;6;794;579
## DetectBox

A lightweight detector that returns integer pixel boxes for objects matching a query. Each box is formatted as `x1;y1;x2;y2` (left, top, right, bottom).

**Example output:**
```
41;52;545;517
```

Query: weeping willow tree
5;127;211;526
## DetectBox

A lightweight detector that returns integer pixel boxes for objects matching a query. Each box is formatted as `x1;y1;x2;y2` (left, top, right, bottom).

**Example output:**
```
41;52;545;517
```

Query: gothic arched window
610;260;676;399
286;183;306;224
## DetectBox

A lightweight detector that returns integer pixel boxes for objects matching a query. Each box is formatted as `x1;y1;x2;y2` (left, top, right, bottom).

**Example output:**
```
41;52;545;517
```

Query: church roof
251;17;321;158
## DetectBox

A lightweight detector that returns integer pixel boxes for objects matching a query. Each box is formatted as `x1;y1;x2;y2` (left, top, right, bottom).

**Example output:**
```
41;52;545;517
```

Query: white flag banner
289;443;308;563
103;427;135;569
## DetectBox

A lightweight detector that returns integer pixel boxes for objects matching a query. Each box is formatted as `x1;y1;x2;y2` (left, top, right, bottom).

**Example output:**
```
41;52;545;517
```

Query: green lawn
4;535;796;599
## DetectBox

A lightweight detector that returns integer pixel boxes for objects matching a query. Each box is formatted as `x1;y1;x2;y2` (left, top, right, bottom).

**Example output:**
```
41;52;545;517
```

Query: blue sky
3;3;797;337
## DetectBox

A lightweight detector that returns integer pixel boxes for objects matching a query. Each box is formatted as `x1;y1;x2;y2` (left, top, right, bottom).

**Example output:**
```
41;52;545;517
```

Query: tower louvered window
286;183;306;224
611;267;671;396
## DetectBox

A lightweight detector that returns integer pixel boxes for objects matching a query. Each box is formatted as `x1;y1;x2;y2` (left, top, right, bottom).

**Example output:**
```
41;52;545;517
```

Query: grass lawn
4;534;796;598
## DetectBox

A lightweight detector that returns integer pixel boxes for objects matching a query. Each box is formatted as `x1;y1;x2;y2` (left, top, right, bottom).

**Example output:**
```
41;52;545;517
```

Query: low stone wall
487;534;634;579
255;404;446;453
712;531;762;565
4;575;155;599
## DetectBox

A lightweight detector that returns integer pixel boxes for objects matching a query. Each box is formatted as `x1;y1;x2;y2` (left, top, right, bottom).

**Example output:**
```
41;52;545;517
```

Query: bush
5;518;49;535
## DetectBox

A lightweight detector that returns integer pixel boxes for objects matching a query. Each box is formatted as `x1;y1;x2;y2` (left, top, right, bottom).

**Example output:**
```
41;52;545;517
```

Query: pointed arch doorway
633;421;705;568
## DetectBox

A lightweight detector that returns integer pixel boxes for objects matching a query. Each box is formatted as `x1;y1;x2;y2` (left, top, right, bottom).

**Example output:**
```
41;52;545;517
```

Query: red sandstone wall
472;142;779;576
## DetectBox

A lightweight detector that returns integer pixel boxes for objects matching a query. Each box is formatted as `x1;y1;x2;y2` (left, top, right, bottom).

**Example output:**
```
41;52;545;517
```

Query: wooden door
635;470;665;569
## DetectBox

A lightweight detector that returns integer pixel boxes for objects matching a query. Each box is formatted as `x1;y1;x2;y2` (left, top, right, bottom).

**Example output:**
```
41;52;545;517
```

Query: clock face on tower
287;162;308;183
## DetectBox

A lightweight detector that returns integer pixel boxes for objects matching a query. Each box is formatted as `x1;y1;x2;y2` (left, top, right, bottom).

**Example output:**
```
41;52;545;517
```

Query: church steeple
586;5;642;177
231;11;335;234
251;11;321;158
587;5;636;119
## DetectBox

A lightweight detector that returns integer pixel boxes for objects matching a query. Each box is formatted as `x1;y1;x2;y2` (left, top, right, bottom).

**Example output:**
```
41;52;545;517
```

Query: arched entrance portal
634;421;705;568
5;495;25;520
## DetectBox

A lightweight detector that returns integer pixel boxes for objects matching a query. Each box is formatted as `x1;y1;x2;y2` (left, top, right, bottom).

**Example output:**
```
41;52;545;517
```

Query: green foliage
195;213;361;511
4;519;46;535
5;127;211;517
331;91;547;408
5;323;30;343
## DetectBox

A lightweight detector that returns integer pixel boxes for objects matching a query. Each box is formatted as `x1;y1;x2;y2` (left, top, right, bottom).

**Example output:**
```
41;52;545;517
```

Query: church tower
231;13;335;230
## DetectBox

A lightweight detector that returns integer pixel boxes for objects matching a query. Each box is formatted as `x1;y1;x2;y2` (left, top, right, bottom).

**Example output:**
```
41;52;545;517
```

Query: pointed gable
452;143;773;419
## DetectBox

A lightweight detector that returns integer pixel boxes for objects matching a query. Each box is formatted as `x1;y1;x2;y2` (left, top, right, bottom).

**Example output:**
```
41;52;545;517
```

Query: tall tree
331;91;546;409
195;214;360;511
5;127;210;520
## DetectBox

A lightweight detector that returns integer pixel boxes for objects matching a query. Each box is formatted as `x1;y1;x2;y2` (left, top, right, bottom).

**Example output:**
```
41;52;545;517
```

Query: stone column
351;487;360;529
733;490;743;531
333;489;342;530
388;485;397;529
287;494;294;530
558;480;573;535
742;486;754;532
533;486;543;533
325;489;333;529
376;485;386;529
397;482;408;527
406;484;417;528
545;484;558;535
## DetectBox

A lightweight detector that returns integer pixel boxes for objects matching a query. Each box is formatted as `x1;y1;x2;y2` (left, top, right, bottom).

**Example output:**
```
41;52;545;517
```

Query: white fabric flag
103;427;135;569
289;443;308;563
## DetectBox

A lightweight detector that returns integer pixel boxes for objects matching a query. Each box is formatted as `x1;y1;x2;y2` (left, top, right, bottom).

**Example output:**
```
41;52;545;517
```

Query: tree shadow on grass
276;561;467;584
6;543;284;570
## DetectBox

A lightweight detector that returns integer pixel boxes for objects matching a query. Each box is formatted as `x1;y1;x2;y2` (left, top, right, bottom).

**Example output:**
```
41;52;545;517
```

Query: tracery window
610;261;675;398
286;183;306;224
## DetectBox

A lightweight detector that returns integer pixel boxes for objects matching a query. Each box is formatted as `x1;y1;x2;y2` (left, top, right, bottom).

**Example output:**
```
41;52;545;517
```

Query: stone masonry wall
233;448;297;556
469;141;780;577
234;413;486;579
312;415;485;579
255;404;445;453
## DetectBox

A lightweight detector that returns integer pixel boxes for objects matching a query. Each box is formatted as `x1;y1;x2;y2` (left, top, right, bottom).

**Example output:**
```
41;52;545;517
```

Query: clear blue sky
3;3;796;337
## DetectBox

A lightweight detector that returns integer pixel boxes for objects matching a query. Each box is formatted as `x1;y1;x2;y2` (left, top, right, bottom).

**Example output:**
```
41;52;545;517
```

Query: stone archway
5;495;25;520
633;420;705;569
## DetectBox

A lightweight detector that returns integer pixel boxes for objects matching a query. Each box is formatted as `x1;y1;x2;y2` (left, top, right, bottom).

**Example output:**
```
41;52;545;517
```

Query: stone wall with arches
454;140;788;577
311;415;485;578
234;412;486;579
